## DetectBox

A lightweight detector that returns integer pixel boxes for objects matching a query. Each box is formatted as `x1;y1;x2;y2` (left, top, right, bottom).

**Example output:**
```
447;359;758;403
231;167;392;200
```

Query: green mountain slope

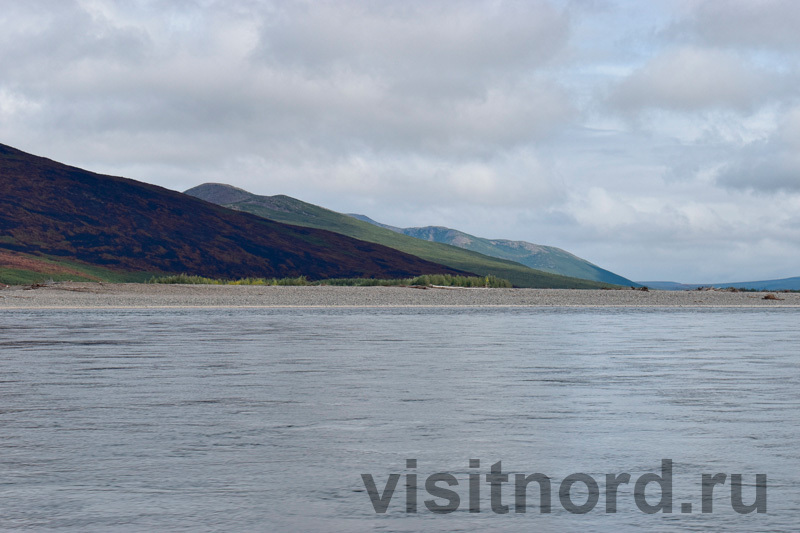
347;218;636;287
185;184;620;289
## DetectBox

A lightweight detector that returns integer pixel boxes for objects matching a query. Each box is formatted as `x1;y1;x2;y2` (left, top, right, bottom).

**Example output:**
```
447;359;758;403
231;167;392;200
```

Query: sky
2;0;799;283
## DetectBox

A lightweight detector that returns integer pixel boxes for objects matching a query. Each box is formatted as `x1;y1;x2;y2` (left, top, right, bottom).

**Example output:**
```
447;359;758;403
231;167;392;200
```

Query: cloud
524;184;800;282
0;0;150;82
0;0;576;163
718;157;800;193
715;106;800;192
254;0;569;78
671;0;800;51
608;46;779;113
245;0;576;155
217;146;567;212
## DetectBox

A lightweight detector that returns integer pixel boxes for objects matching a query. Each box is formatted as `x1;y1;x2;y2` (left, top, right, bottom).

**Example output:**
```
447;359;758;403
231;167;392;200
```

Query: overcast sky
2;0;799;282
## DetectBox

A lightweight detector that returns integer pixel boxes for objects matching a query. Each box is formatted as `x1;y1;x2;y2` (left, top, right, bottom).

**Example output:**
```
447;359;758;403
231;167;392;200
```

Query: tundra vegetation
147;273;513;288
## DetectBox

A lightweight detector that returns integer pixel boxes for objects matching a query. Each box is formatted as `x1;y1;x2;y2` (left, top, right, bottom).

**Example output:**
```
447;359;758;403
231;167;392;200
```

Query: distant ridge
348;216;637;287
186;183;619;289
348;214;402;233
0;143;470;283
640;277;800;291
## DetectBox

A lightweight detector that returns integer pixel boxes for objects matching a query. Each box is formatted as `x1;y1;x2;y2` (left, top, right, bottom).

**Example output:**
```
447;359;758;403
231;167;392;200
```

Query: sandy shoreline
1;282;799;309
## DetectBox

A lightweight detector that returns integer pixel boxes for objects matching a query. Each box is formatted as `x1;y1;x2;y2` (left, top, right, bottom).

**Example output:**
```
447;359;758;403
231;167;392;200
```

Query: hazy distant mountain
0;143;469;284
636;282;704;291
641;278;800;291
347;214;402;233
717;277;800;290
186;183;619;289
348;217;637;287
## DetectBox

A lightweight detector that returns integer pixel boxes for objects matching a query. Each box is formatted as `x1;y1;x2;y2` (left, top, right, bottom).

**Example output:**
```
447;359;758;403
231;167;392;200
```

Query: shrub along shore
147;273;513;288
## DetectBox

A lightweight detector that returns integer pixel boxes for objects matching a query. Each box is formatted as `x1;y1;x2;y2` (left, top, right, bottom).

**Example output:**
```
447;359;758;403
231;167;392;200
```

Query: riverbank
1;282;799;308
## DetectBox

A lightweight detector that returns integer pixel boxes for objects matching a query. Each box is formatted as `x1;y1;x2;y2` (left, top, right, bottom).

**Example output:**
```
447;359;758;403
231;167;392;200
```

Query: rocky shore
1;282;799;308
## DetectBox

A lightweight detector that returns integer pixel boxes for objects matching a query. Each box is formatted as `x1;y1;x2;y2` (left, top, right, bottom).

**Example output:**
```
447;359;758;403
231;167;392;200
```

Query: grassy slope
194;192;618;289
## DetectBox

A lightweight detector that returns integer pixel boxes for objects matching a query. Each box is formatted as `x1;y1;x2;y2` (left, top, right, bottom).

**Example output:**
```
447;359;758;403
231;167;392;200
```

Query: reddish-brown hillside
0;143;471;280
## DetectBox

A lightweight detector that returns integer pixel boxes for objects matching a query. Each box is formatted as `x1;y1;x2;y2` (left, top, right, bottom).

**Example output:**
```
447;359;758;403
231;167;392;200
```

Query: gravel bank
1;282;799;308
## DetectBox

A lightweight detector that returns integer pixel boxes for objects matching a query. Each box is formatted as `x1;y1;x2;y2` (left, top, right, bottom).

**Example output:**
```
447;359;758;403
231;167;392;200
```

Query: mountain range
5;143;792;290
185;183;622;289
347;214;635;286
0;143;470;284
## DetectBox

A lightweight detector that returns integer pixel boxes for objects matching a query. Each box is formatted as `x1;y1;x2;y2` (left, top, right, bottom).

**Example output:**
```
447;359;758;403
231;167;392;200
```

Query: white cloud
671;0;800;52
715;106;800;192
0;88;41;119
254;0;569;77
609;47;778;113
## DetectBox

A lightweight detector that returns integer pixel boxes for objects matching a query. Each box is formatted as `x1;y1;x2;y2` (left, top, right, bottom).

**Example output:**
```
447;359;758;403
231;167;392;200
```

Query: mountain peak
184;183;255;205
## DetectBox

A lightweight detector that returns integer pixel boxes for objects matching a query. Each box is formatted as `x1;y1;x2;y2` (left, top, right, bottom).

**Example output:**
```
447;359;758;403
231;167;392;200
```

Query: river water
1;307;798;531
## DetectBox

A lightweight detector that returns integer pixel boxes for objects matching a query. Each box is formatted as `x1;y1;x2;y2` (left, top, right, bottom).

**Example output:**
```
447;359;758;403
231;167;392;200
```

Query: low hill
640;277;800;291
636;281;703;291
716;277;800;291
349;217;636;287
186;183;619;289
0;143;470;284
